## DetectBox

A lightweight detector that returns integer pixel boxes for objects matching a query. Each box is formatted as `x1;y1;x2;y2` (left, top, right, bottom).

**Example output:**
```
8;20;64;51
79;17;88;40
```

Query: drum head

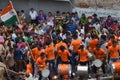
41;69;50;78
93;59;102;67
77;65;88;74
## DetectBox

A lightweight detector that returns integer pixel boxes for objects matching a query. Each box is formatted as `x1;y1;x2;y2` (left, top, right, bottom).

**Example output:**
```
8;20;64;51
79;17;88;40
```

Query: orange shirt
93;48;106;61
26;63;33;74
107;36;119;47
58;50;70;62
78;49;88;62
36;57;47;71
107;40;112;47
55;42;67;51
45;43;55;60
30;47;38;60
115;36;119;41
70;39;82;53
34;49;45;61
89;39;99;52
108;45;120;59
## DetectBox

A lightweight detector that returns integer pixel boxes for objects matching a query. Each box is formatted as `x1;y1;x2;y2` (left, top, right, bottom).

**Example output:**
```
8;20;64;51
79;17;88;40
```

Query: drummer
57;45;71;79
57;45;71;64
93;44;106;74
77;44;89;66
106;40;120;74
45;40;56;75
36;52;48;80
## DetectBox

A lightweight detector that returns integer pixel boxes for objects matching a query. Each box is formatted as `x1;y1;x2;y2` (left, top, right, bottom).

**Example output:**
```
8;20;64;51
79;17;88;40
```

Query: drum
58;64;72;76
77;65;88;75
111;61;120;74
41;69;50;78
93;59;102;68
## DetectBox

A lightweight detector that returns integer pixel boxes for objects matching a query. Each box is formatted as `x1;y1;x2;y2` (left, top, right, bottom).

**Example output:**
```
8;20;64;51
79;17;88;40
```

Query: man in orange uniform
107;35;119;47
77;44;89;80
25;60;33;75
93;44;106;74
58;45;71;64
23;60;33;79
45;40;56;75
57;45;71;79
69;33;82;70
77;44;89;65
106;40;120;73
55;40;68;69
55;40;68;52
36;52;48;80
30;44;44;61
89;35;99;53
30;44;45;77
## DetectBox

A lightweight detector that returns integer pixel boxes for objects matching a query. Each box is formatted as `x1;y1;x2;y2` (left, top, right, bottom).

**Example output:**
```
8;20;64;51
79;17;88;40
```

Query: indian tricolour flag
0;2;18;26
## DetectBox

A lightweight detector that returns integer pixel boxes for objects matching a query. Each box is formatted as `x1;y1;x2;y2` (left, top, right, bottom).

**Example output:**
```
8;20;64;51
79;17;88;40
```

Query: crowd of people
0;8;120;80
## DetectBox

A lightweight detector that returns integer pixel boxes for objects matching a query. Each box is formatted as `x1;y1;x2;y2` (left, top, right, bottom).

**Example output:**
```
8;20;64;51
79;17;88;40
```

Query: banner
72;7;120;17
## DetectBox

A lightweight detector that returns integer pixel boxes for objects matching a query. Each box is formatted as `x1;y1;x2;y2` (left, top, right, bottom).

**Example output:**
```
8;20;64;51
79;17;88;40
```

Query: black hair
80;45;84;49
26;60;30;64
108;15;111;18
56;11;60;14
37;43;42;48
46;40;51;46
96;44;101;48
21;10;24;13
93;13;97;17
110;35;115;39
60;46;65;52
100;35;106;41
114;20;118;23
62;12;65;14
72;32;78;39
40;52;46;58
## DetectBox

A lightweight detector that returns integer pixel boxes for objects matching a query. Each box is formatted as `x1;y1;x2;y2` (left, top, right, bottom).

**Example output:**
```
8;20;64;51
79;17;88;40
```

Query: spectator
38;10;46;24
80;13;88;25
14;45;24;72
6;49;15;71
29;8;38;25
46;12;54;27
67;20;77;34
105;15;113;29
93;20;101;33
91;13;99;24
55;11;62;23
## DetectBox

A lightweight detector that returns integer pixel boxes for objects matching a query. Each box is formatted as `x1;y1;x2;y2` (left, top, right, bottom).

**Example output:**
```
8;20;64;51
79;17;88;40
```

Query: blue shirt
67;23;77;34
14;49;24;60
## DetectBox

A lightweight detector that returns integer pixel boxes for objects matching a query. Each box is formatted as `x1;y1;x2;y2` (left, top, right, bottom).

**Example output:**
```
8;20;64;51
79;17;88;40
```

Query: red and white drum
111;61;120;73
58;64;72;76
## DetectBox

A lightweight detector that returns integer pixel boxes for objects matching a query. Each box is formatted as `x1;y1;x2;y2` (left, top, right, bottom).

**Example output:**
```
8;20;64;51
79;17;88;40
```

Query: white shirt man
29;9;38;20
85;33;91;48
93;22;101;33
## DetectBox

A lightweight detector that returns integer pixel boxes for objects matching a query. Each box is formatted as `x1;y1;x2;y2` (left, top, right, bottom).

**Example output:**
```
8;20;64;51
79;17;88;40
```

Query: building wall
0;0;72;20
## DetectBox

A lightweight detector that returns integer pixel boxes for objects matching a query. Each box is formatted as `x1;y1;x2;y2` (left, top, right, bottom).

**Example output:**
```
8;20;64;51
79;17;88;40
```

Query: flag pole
9;0;20;24
9;0;32;61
